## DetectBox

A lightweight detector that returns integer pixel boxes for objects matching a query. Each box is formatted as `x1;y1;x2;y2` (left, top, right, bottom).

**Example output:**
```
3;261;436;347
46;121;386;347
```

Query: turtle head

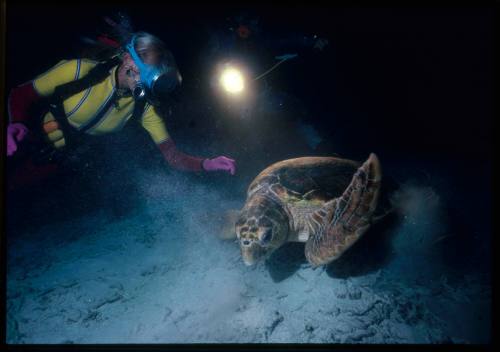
235;195;289;266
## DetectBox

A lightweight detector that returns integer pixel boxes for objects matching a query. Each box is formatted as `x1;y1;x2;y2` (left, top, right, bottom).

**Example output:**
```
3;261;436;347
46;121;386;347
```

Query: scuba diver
6;14;236;193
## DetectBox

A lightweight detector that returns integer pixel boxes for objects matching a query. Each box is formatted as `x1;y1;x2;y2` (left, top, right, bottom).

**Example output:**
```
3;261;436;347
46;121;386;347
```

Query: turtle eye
260;228;273;245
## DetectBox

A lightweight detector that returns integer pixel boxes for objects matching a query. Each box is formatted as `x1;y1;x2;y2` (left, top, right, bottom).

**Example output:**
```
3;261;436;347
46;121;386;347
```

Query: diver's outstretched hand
203;156;236;175
7;122;29;156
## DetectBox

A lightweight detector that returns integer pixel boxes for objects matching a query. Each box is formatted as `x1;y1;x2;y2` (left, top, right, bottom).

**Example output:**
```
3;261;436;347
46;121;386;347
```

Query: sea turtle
234;153;386;267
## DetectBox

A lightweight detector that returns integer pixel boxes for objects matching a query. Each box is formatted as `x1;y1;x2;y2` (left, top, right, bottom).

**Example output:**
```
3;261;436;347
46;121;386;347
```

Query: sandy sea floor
6;156;492;345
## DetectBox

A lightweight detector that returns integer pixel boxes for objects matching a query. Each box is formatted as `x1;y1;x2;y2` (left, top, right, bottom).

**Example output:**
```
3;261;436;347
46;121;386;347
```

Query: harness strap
43;56;146;144
33;56;147;164
48;56;121;105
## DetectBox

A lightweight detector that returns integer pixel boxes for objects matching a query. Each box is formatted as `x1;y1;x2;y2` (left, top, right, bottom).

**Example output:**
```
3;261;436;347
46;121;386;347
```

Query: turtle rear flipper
305;153;382;267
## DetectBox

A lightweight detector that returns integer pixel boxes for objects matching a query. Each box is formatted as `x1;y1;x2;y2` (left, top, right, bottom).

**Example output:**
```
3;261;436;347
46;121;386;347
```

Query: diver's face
119;53;140;91
119;52;162;91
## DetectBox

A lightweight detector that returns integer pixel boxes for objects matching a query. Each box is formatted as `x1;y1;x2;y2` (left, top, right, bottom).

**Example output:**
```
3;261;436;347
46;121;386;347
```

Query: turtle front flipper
304;153;382;267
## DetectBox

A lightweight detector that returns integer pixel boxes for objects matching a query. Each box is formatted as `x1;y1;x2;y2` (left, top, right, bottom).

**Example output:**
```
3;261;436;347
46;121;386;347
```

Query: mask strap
125;35;148;73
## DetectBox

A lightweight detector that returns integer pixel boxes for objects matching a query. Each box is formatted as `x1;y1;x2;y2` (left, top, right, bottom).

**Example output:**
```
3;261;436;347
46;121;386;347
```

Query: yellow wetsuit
33;58;169;148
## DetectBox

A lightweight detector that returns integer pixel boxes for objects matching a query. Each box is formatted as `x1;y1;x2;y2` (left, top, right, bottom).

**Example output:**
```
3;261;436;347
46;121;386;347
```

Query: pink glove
7;122;29;156
202;156;236;175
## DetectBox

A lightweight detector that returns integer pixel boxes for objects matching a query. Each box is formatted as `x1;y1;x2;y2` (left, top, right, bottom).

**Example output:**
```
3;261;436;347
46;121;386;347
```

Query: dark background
6;1;494;162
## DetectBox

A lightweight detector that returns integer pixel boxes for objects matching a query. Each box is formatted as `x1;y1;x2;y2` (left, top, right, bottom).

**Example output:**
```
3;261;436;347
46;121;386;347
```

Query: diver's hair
132;31;178;72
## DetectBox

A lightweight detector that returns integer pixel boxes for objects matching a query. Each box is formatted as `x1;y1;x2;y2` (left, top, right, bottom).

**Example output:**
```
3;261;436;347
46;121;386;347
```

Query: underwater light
220;67;244;94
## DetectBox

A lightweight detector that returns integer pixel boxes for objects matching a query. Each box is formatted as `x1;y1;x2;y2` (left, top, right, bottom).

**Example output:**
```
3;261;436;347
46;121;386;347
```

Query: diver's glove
202;156;236;175
7;122;29;156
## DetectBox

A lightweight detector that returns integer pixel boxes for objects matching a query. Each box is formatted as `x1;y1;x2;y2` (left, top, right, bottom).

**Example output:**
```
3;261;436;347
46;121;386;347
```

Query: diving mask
125;35;182;102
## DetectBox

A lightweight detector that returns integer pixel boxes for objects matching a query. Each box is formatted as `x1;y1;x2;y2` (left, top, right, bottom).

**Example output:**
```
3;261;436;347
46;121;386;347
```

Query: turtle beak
241;242;266;266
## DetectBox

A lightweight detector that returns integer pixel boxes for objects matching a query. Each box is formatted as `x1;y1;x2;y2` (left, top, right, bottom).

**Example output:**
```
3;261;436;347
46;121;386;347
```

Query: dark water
5;1;492;345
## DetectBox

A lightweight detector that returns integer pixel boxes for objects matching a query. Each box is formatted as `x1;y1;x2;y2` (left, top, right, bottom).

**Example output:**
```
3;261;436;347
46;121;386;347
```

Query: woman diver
6;23;236;192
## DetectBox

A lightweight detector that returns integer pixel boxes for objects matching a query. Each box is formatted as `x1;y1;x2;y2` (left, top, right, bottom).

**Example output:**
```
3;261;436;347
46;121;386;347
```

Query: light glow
220;67;244;94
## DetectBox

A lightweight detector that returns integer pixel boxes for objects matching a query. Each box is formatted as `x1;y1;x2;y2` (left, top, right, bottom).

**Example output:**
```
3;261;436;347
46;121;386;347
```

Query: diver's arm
6;60;87;156
158;139;205;172
141;106;204;172
6;82;41;156
158;140;236;174
142;106;236;174
8;82;42;127
8;59;90;128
